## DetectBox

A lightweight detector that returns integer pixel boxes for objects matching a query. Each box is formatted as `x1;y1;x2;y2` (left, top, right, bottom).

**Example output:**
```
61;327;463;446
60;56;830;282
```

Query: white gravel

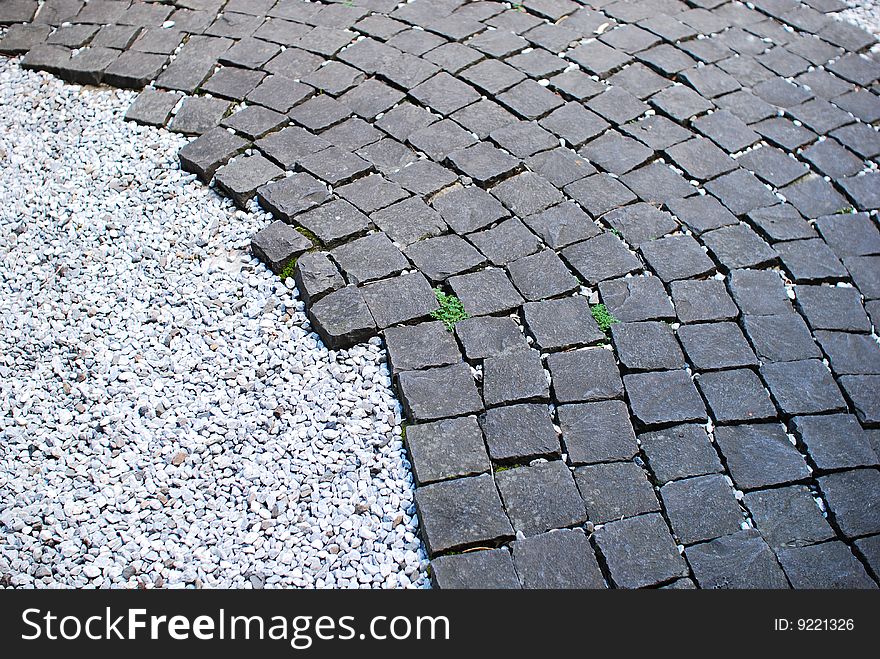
0;56;428;589
838;1;880;41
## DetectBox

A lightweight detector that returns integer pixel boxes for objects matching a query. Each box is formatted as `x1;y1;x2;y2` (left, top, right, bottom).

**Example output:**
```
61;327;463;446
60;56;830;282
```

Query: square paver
625;370;707;427
640;424;723;485
397;363;483;422
431;549;520;589
677;321;757;371
611;321;685;372
496;461;587;536
558;400;639;465
743;484;835;550
547;348;623;404
661;474;744;545
511;529;606;589
522;297;605;351
791;414;879;471
818;469;880;538
482;349;549;407
595;513;689;588
479;403;560;463
686;529;790;589
574;462;660;524
405;415;490;485
715;422;811;491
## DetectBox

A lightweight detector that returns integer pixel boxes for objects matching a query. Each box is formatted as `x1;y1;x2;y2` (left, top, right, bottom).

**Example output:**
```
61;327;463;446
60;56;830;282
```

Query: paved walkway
2;0;880;589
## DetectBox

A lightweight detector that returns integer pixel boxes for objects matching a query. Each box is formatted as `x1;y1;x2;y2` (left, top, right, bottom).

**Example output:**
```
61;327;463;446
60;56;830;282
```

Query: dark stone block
620;162;695;205
432;185;507;235
558;400;639;465
102;50;167;89
498;79;564;120
595;513;689;588
816;330;880;376
201;66;266;101
521;202;600;250
574;462;659;524
815;212;880;259
455;316;529;360
447;268;524;317
307;284;376;349
409;71;480;115
686;529;789;589
405;235;485;282
620;114;693;151
250;220;312;274
839;375;880;426
0;24;50;54
739;146;809;189
491;120;558;158
639;424;723;485
548;348;623;404
169;96;232;136
599;276;676;322
289;95;351;132
483;349;549;407
670;279;738;323
561;233;641;285
508;250;579;302
611;321;685;371
776;239;848;283
20;44;72;75
496;461;587;536
780;175;849;219
0;0;38;23
792;413;879;470
841;172;880;213
321;117;382;152
415;474;513;555
125;89;182;128
697;368;777;424
581;130;655;178
777;542;877;589
625;370;707;427
715;423;811;490
371;196;448;247
479;403;560;463
761;359;847;415
336;174;407;214
743;484;835;550
255;126;328;169
431;549;520;589
405;416;491;486
299;146;372;187
795;285;871;332
295;200;370;246
397;363;483;422
452;99;517;141
701;224;778;271
693;109;758;152
742;313;821;363
666;195;737;236
468;218;543;267
666;137;736;181
568;40;631;77
384;321;461;375
727;268;793;316
522;297;605;351
746;204;816;243
539;102;608;146
511;529;606;589
802;138;863;179
214;154;283;208
641;234;715;282
650;82;713;121
677;321;757;371
256;172;329;222
820;469;880;538
447;142;519;185
293;251;344;305
661;474;744;545
491;172;564;218
705;168;780;217
361;272;438;328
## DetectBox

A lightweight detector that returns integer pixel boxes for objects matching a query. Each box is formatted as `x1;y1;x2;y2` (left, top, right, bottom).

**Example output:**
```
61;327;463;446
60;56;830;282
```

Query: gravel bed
838;1;880;41
0;55;428;589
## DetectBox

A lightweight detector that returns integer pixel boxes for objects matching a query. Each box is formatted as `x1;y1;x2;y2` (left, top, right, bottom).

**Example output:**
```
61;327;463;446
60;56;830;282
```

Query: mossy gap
430;287;469;332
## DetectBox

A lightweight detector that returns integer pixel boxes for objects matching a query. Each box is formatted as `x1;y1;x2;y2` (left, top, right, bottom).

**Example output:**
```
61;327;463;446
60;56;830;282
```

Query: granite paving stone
433;185;510;235
389;160;458;199
640;235;716;283
776;239;848;283
625;370;708;427
697;368;777;424
125;89;183;128
451;99;517;140
511;529;606;589
490;120;558;158
404;234;485;282
743;484;835;550
761;359;847;416
448;267;524;317
455;316;529;361
468;218;543;266
522;296;604;351
715;422;811;490
214;153;283;208
665;136;736;181
815;212;880;259
547;348;623;404
293;251;344;306
479;403;560;463
611;321;685;372
295;199;371;246
620;162;696;204
384;321;461;375
447;142;519;185
255;125;329;169
686;530;790;589
561;232;642;284
521;201;600;250
415;474;513;556
705;168;779;217
405;416;491;486
795;284;871;332
661;474;744;545
792;413;879;470
598;276;676;323
431;549;520;589
495;461;586;536
640;424;724;485
307;285;376;350
256;172;329;222
620;114;693;151
739;146;809;189
102;50;167;89
249;220;312;275
574;462;659;524
777;542;877;589
819;469;880;538
746;204;816;244
558;400;639;465
742;313;821;363
507;249;579;302
397;363;483;422
169;96;232;136
816;330;880;377
580;131;654;177
482;348;549;407
361;272;439;328
298;146;371;186
727;268;793;316
701;224;779;270
670;278;739;323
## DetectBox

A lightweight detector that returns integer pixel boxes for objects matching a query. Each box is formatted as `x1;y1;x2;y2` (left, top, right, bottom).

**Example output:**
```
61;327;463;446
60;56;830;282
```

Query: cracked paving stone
511;529;606;589
611;321;685;372
777;542;877;590
397;363;483;423
415;474;513;556
390;160;458;199
293;251;344;306
795;285;871;333
661;474;744;545
816;330;880;376
447;267;524;317
666;195;737;236
574;462;659;524
384;321;461;376
743;484;835;550
761;359;847;416
255;126;329;169
595;513;689;589
561;232;641;284
727;268;793;316
558;400;639;465
697;369;777;424
125;89;183;128
521;201;600;250
405;416;491;486
178;127;249;183
431;186;507;234
548;348;623;404
776;239;848;283
468;218;542;266
431;548;519;589
298;146;371;187
625;370;707;427
639;424;723;485
686;530;790;589
249;220;312;274
701;224;779;270
715;423;811;490
742;313;821;363
169;96;232;136
361;272;438;328
479;403;560;463
640;235;715;283
495;461;587;537
819;469;880;538
791;414;879;471
746;204;816;244
507;249;579;302
331;233;409;285
599;276;676;322
405;234;486;282
482;349;549;407
670;279;738;324
214;153;283;208
256;172;329;221
677;321;757;371
455;316;529;360
580;131;654;177
307;285;376;350
522;297;604;351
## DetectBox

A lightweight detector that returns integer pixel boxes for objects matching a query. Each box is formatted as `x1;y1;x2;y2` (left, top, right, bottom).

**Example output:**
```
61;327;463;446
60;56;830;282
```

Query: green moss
591;303;619;334
835;206;856;214
295;225;321;246
278;259;297;281
430;288;469;332
400;422;408;443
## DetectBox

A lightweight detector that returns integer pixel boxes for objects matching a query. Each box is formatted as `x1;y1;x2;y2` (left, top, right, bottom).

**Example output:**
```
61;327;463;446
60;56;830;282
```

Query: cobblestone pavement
2;0;880;589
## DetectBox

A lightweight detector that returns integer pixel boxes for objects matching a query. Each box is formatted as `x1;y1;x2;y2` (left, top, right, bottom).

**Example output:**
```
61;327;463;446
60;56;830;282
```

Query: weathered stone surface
397;363;483;422
677;322;757;371
558;400;638;465
511;529;606;589
249;220;312;274
696;368;777;424
742;313;821;363
686;530;790;589
447;268;524;317
595;513;689;589
384;321;461;375
761;359;847;416
574;462;659;524
624;370;707;427
777;542;877;590
792;414;879;471
361;272;439;328
307;285;376;350
743;485;835;550
548;348;623;404
523;297;604;351
214;153;283;208
405;416;491;486
482;349;549;407
640;424;723;485
479;403;560;462
561;233;642;284
256;172;329;222
715;423;811;490
454;316;528;360
431;549;520;589
169;96;232;136
819;469;880;538
331;232;408;284
415;474;514;555
611;321;685;372
296;200;371;246
125;89;182;127
599;276;676;322
661;474;744;545
293;251;344;305
495;461;587;536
